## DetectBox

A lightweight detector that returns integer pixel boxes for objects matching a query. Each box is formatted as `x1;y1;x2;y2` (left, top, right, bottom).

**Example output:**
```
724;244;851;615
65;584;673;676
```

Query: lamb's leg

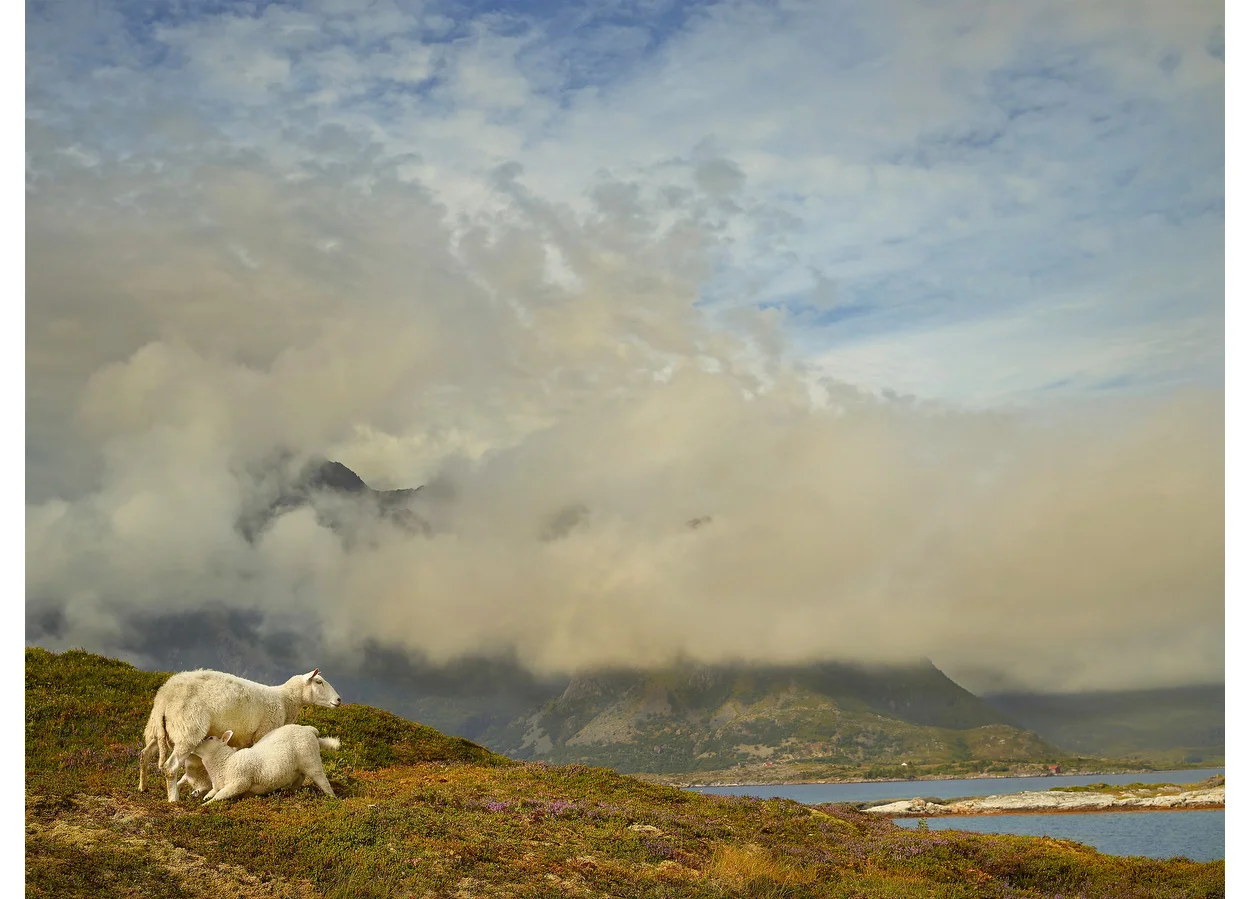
181;755;212;798
175;773;201;798
203;782;247;804
307;768;336;798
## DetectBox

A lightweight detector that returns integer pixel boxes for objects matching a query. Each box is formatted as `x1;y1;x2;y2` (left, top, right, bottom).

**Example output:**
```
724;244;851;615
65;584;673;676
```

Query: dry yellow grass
707;842;816;887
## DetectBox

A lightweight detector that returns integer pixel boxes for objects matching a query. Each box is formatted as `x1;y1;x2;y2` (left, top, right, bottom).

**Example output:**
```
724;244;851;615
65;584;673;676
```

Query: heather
26;647;1223;898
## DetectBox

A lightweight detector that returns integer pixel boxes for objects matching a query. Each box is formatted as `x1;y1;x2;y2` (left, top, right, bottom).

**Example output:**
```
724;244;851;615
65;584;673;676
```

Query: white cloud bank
25;0;1224;692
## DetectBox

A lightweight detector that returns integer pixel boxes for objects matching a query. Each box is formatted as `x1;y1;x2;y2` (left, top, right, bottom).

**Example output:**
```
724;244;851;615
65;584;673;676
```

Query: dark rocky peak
237;457;428;544
302;459;369;493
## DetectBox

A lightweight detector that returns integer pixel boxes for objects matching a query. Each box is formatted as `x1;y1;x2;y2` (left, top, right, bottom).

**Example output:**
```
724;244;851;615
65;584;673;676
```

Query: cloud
25;152;1223;690
25;0;1223;693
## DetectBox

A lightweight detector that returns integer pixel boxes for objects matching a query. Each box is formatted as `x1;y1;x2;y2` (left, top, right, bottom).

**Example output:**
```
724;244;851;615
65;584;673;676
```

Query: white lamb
193;725;341;803
138;667;342;802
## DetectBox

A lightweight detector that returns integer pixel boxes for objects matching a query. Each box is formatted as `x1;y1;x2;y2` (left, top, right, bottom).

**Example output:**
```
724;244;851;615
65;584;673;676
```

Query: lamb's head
301;668;342;708
193;730;238;765
176;756;215;797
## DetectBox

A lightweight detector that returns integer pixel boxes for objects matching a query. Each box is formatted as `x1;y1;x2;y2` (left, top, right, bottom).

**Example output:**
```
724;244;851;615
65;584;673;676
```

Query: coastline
863;785;1225;818
892;804;1225;818
678;769;1172;789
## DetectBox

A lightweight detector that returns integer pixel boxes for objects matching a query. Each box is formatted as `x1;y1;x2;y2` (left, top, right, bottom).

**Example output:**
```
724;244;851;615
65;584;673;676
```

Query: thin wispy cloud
25;0;1223;692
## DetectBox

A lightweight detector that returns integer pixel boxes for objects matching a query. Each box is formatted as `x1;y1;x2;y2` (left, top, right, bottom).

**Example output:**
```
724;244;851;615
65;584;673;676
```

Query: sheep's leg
202;787;218;801
164;749;187;774
165;727;206;774
139;740;157;792
156;732;171;774
307;769;336;798
165;771;181;803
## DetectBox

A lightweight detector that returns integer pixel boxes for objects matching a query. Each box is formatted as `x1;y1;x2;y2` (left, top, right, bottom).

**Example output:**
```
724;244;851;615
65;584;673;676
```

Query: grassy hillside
489;662;1060;774
983;687;1224;766
26;647;1222;898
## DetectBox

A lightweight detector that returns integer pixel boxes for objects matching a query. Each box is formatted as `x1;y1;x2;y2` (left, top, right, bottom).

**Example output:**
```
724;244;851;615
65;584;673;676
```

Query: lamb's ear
305;668;320;683
221;730;233;745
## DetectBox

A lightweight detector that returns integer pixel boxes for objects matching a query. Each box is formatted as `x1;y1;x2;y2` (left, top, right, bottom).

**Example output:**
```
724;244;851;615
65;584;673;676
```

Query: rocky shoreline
864;785;1225;817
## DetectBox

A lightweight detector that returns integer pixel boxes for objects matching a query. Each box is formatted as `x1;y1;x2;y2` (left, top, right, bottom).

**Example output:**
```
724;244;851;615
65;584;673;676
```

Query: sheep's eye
315;677;323;684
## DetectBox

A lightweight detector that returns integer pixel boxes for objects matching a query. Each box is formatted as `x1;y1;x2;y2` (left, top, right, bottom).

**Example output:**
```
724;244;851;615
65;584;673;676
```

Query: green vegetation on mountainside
491;662;1061;774
26;647;1223;898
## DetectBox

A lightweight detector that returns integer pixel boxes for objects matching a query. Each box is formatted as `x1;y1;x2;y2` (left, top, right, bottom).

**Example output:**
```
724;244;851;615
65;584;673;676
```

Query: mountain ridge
984;685;1224;766
480;659;1058;774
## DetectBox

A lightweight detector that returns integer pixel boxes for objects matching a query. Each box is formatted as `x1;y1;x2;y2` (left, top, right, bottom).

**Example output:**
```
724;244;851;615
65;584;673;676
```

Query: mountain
984;686;1225;766
235;456;430;543
482;660;1058;774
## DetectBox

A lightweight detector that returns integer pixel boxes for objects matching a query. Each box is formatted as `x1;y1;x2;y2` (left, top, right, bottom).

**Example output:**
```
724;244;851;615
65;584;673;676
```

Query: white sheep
193;725;341;803
138;667;342;802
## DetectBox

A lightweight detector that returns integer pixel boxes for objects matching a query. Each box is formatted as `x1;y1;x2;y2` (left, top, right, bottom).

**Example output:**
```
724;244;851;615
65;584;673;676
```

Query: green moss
25;832;197;899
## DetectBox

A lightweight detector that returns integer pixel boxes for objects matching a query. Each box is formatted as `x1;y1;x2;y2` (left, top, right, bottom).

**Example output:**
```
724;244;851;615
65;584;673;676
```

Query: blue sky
23;0;1226;691
27;0;1224;406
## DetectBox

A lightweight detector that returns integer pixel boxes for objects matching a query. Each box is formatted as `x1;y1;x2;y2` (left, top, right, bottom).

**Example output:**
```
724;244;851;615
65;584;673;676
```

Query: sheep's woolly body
138;667;341;801
195;725;340;802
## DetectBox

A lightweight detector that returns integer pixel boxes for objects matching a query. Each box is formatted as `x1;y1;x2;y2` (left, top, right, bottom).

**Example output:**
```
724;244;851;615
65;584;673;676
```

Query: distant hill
481;660;1058;774
984;686;1225;766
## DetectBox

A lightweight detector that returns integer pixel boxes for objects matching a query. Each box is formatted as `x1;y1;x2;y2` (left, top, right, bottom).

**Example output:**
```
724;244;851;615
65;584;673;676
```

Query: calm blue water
689;768;1224;805
895;810;1224;862
690;769;1225;861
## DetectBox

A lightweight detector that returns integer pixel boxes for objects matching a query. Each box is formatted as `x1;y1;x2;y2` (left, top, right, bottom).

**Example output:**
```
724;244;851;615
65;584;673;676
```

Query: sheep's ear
221;730;233;745
305;668;320;683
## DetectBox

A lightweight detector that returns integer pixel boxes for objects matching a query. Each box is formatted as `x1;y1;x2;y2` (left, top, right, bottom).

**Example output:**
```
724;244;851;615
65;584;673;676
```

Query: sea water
894;810;1224;862
690;769;1225;860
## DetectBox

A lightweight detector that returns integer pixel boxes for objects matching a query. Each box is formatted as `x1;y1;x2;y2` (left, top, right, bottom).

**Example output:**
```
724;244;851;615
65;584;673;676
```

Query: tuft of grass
708;842;815;887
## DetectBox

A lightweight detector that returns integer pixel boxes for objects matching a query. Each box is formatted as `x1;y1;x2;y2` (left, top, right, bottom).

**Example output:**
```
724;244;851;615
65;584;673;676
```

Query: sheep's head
302;668;342;708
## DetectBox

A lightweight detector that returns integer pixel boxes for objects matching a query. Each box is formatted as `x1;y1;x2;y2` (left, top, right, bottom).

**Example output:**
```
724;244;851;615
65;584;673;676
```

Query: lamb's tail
318;736;341;752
